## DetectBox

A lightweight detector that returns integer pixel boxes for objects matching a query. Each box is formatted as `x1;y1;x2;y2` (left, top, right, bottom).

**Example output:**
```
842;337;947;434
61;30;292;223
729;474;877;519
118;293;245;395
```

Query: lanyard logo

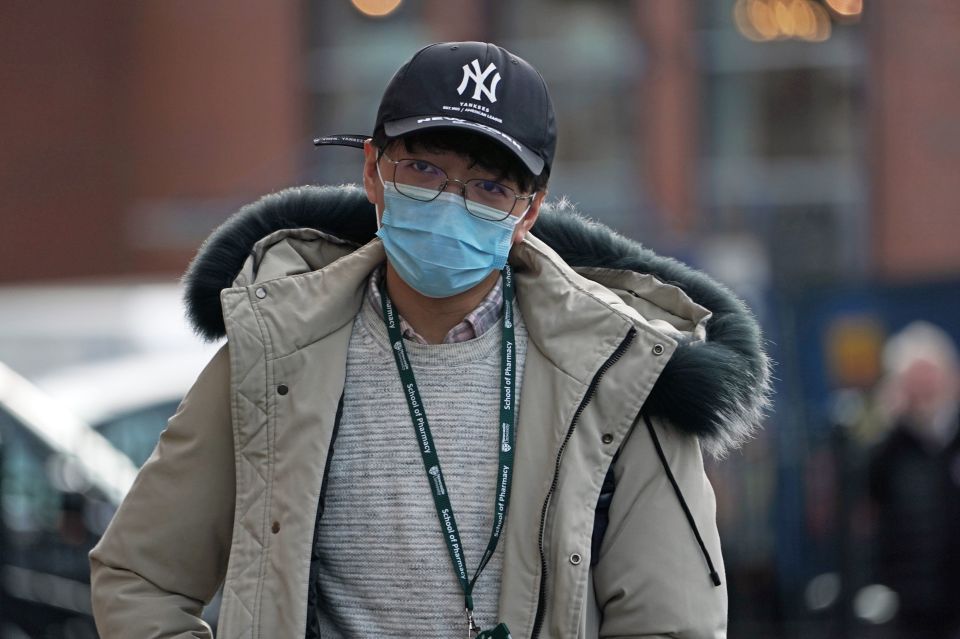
392;340;409;371
457;59;502;103
428;465;446;495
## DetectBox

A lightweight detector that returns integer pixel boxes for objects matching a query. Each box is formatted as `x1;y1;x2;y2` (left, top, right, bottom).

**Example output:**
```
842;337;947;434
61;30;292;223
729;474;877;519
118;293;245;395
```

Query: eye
474;180;510;197
408;160;443;176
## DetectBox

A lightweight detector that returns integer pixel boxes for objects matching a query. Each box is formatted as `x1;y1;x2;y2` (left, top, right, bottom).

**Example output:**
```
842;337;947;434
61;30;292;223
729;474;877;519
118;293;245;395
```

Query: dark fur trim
182;185;375;342
532;198;771;456
183;185;770;455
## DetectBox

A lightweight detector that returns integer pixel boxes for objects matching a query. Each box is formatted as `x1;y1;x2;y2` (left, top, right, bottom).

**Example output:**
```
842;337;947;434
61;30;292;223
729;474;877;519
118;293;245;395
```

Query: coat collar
184;184;771;456
222;230;658;391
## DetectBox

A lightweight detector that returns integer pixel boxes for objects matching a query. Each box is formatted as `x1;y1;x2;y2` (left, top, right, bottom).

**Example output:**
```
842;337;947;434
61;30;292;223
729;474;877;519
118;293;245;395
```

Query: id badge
476;623;512;639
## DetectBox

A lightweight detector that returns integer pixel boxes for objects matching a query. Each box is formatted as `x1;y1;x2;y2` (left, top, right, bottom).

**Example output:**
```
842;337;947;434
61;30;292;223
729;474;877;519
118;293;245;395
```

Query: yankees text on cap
314;41;557;177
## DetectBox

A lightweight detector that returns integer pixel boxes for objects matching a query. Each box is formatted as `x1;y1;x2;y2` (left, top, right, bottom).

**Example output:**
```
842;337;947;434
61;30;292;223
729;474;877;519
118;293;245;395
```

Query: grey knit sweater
315;292;528;638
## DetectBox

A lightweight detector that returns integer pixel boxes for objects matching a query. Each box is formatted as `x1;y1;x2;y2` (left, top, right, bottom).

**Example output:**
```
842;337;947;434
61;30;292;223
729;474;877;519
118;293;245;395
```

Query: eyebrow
398;142;519;188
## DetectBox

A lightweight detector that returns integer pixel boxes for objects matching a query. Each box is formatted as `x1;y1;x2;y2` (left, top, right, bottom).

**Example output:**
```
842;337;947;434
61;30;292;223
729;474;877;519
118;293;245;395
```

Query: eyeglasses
378;151;535;222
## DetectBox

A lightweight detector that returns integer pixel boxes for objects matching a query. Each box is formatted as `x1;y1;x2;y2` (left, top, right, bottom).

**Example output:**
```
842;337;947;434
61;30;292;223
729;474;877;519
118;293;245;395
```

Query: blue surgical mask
376;182;525;298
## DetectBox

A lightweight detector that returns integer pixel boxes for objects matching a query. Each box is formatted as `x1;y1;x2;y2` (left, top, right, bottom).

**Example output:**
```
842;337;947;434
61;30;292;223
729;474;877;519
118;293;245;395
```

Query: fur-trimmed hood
183;184;771;456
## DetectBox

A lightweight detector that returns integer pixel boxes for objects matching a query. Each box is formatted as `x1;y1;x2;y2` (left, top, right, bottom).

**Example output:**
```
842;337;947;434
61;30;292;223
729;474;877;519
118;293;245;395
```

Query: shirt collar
365;265;504;344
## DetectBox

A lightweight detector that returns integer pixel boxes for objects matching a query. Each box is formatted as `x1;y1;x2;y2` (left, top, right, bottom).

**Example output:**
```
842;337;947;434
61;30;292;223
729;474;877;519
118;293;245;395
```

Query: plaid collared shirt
365;265;504;344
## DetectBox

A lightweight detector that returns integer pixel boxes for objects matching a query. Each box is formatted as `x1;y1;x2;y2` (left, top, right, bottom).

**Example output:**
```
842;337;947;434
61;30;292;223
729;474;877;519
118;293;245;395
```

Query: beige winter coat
90;185;770;638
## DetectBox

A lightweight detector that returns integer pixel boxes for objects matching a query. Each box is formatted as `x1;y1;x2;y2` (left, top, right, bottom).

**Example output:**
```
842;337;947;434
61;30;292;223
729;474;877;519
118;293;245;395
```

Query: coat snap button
271;521;280;534
652;343;665;356
601;433;614;444
255;287;267;299
277;384;289;395
569;553;582;566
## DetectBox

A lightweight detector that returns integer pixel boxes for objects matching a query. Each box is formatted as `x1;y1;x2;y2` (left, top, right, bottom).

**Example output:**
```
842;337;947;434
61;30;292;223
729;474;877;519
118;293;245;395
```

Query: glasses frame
377;149;536;222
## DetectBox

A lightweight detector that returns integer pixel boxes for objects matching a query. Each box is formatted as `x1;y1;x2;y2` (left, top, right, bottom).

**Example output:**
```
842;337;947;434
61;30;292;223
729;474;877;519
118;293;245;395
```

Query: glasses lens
393;159;447;201
464;180;515;221
388;157;519;221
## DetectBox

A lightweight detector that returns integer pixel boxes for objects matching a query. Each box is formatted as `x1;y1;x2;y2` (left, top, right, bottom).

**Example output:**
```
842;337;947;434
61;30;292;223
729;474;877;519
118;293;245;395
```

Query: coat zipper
530;327;637;639
304;392;345;639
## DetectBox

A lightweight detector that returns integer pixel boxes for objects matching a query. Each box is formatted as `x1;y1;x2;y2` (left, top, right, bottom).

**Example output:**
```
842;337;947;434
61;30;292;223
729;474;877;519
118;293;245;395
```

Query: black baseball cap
314;41;557;177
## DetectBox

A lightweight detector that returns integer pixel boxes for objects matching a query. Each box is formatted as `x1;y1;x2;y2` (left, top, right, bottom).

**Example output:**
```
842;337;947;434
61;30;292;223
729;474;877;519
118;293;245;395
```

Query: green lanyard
379;266;516;639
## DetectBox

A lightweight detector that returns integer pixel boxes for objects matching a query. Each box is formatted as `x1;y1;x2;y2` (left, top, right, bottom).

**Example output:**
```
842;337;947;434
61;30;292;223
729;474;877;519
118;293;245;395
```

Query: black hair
378;128;549;194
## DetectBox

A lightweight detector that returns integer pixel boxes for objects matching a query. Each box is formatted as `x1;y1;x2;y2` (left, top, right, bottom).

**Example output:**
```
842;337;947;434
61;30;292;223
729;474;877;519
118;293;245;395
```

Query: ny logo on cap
457;59;501;103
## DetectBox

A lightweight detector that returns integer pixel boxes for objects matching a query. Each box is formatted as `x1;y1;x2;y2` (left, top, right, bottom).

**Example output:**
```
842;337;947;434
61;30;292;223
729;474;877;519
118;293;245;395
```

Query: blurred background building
1;1;959;637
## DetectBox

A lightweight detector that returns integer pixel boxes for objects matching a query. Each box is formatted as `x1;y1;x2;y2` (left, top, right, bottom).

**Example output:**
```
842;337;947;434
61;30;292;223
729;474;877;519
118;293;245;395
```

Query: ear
362;139;380;204
512;190;547;245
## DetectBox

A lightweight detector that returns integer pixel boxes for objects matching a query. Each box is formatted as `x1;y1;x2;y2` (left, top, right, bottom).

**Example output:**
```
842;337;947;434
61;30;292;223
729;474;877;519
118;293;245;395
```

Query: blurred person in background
867;321;960;639
88;41;770;638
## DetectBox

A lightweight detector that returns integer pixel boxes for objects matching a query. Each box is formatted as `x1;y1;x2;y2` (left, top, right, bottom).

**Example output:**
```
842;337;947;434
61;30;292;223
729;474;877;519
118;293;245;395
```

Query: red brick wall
870;0;960;280
634;0;700;236
0;1;130;281
0;1;302;282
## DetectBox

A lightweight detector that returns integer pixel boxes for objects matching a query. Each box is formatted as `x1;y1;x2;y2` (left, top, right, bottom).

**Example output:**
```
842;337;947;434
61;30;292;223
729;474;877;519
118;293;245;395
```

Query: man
90;42;770;638
867;321;960;639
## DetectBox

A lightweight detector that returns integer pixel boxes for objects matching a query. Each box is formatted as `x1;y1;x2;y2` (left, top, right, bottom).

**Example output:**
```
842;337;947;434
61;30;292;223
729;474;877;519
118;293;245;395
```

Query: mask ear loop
373;148;388;230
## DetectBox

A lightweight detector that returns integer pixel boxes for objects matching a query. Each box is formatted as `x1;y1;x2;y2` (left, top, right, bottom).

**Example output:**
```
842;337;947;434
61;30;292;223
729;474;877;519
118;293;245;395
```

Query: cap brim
312;134;368;148
384;116;545;175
